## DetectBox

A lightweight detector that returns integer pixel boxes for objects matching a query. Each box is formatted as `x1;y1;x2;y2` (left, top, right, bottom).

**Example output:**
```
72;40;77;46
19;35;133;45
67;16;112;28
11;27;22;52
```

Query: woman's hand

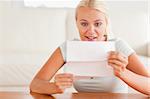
54;73;73;92
108;51;128;77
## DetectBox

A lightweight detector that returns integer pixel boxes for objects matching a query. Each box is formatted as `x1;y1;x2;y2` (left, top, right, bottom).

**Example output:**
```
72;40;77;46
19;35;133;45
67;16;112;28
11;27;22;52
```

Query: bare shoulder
34;47;65;81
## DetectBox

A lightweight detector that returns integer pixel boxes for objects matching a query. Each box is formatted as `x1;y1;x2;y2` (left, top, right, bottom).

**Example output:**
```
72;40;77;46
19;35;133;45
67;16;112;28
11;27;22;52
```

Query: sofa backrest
0;4;67;86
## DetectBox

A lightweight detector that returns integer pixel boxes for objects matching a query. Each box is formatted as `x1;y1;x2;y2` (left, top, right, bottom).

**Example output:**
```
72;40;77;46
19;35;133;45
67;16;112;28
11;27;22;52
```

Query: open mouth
85;36;97;41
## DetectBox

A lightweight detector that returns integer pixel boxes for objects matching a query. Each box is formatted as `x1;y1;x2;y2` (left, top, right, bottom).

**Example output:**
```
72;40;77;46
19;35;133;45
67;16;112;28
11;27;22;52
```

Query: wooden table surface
0;92;149;99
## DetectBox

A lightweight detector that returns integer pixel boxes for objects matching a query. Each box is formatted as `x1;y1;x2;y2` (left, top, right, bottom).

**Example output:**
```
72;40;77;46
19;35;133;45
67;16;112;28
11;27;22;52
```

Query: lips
85;36;98;41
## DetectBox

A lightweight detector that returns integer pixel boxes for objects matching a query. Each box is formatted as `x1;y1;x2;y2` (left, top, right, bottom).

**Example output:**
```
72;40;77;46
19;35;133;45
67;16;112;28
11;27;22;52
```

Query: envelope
64;41;115;77
64;61;114;77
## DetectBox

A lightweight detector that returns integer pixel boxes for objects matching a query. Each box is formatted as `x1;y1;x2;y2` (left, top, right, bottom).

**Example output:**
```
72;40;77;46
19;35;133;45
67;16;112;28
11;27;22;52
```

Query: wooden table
0;92;149;99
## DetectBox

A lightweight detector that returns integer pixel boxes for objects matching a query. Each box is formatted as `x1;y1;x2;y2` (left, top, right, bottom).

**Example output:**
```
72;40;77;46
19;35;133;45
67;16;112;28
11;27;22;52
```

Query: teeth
85;36;97;40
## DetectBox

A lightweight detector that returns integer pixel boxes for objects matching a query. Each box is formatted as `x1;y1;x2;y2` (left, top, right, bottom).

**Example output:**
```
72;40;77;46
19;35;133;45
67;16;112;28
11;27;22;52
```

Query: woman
30;0;150;95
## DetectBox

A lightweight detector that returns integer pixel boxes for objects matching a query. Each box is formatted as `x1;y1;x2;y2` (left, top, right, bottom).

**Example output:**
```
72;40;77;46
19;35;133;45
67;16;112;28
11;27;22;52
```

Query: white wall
107;1;149;56
0;1;67;66
0;1;66;52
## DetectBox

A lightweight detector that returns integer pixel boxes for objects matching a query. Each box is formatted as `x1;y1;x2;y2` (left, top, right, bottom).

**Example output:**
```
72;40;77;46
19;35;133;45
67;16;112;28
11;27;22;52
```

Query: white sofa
0;1;149;93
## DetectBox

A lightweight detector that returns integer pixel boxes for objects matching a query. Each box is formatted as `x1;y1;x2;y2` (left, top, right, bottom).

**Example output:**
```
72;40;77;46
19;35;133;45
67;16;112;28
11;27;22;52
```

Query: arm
30;47;65;94
119;68;150;95
127;53;150;77
108;52;150;95
122;53;150;95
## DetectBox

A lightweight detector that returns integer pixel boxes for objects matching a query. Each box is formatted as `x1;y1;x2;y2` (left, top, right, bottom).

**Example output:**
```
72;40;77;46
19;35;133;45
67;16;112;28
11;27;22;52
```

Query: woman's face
76;7;107;41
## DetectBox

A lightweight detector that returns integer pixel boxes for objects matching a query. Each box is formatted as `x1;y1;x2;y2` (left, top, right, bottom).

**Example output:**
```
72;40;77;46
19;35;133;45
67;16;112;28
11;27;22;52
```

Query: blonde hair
76;0;110;39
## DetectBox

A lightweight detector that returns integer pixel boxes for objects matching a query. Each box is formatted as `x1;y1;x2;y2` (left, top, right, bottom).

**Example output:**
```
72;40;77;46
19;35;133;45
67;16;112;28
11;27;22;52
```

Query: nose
86;25;97;37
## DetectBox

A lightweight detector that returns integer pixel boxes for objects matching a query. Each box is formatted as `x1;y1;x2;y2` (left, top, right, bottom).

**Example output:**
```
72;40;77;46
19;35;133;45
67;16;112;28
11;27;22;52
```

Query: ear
103;35;107;41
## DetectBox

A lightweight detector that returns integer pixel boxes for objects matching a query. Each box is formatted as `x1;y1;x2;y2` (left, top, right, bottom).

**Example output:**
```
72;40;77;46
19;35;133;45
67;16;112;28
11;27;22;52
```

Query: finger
108;59;127;70
108;51;117;56
109;63;122;72
56;82;73;86
59;86;71;90
56;82;73;88
55;75;73;81
109;51;126;58
55;73;73;78
55;73;73;77
55;77;73;83
55;75;73;79
109;52;121;60
109;59;127;71
61;73;74;76
108;59;123;67
109;52;128;65
55;78;73;83
108;51;116;55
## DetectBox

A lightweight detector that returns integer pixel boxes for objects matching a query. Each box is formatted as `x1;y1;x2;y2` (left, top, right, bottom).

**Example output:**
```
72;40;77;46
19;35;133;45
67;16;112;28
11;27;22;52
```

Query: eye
94;22;102;27
81;22;88;27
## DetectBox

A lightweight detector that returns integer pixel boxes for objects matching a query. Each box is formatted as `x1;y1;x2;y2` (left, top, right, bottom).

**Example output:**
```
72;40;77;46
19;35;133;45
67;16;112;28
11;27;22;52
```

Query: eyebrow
79;19;87;21
94;19;103;22
79;19;103;22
